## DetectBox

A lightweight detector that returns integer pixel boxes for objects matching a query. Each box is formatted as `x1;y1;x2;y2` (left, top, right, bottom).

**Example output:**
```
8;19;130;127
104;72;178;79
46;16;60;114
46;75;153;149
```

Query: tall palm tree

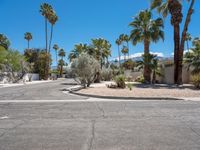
48;13;58;53
24;32;32;49
115;39;122;67
123;34;130;59
58;49;66;76
129;9;164;83
53;44;59;66
151;0;195;84
40;3;53;53
121;46;128;62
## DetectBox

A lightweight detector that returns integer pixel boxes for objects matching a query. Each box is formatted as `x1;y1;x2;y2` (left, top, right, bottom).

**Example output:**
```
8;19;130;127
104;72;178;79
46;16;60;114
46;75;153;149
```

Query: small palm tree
129;9;164;83
151;58;162;84
58;49;66;76
53;44;59;66
121;46;128;62
186;33;192;52
24;32;32;49
184;37;200;74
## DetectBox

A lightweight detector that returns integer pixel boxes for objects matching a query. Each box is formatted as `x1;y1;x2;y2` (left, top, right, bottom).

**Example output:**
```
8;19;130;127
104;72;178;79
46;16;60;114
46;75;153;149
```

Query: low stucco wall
157;65;191;84
23;73;39;81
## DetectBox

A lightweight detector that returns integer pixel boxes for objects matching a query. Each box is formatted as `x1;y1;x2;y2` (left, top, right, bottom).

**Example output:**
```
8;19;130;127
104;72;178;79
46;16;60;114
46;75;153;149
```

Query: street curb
66;85;183;100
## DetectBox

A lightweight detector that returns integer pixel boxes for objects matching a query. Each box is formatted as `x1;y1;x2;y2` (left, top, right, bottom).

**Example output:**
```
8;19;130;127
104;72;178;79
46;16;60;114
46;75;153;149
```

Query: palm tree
129;9;164;83
40;3;53;53
91;38;112;69
48;14;58;53
68;43;88;62
184;37;200;75
151;0;196;84
58;49;66;76
186;33;192;51
121;46;128;62
53;44;59;66
119;34;130;59
0;33;10;50
24;32;32;49
115;39;122;67
151;58;162;84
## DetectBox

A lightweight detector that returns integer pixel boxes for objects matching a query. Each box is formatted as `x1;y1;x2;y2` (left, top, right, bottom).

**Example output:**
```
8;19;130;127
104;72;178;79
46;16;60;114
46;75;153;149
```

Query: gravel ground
78;82;200;98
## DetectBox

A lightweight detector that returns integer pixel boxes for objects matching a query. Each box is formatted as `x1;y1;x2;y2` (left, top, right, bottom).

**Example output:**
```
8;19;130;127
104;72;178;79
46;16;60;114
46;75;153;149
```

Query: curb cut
65;85;184;101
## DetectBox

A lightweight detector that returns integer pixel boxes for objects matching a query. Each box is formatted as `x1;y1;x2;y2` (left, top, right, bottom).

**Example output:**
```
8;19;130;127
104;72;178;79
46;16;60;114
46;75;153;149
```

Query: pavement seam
88;120;95;150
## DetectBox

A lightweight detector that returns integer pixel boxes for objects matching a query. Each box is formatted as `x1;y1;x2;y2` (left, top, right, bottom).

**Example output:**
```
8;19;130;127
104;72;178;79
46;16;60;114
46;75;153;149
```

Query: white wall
23;73;39;81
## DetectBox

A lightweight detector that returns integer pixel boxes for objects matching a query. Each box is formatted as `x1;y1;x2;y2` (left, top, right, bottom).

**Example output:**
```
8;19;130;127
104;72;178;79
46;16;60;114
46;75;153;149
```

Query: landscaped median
66;82;200;100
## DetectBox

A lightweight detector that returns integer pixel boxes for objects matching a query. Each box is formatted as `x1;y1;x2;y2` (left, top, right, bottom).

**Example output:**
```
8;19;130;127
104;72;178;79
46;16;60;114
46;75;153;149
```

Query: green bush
127;83;133;91
135;75;145;83
71;53;100;87
101;68;113;81
114;74;126;89
191;73;200;89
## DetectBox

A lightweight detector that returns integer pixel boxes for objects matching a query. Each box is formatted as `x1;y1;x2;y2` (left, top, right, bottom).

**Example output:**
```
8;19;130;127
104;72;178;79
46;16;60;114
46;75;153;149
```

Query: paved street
0;79;87;100
0;99;200;150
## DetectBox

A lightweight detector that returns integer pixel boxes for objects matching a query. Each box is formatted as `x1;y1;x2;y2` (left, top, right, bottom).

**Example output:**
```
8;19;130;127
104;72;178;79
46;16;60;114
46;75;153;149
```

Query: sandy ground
78;82;200;98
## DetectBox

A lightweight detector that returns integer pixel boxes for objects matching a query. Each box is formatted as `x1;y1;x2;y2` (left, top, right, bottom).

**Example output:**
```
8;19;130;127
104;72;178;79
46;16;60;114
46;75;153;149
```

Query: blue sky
0;0;199;66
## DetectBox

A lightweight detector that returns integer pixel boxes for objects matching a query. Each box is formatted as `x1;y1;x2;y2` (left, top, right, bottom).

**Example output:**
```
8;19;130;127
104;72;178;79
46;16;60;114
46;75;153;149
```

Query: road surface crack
96;103;106;118
88;120;95;150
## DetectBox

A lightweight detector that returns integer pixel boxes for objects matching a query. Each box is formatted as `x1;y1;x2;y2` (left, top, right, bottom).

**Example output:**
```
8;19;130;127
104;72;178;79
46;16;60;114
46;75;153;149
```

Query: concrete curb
65;85;183;101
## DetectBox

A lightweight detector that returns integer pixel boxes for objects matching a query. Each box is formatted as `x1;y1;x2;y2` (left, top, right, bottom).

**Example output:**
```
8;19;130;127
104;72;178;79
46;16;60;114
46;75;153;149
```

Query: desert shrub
114;74;126;88
101;68;113;81
135;75;145;83
71;53;100;87
127;83;133;91
191;73;200;89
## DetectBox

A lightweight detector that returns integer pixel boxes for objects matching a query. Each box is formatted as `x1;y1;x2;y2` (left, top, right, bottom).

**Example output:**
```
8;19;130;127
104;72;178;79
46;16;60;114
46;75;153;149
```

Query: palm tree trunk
178;0;195;84
173;24;180;84
28;40;30;49
48;25;54;53
144;39;151;83
118;45;121;67
45;18;48;53
127;42;129;59
152;71;156;84
44;18;49;80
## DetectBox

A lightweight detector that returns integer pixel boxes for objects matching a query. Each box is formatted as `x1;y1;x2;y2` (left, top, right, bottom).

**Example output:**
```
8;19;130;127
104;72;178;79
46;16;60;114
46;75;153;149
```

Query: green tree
68;43;88;62
121;46;128;62
48;14;58;53
91;38;112;69
0;33;10;50
129;9;164;83
186;32;192;51
53;44;59;66
151;0;195;84
115;39;122;67
24;32;33;49
58;49;66;76
184;37;200;74
40;3;53;53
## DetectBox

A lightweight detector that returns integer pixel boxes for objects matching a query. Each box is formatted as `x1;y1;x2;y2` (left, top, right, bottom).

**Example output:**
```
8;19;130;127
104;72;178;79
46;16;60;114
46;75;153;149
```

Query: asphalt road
0;100;200;150
0;79;87;100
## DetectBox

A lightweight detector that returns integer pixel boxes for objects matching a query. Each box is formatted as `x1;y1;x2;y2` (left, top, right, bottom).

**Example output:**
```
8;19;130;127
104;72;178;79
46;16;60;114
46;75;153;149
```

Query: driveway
0;78;87;100
0;100;200;150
